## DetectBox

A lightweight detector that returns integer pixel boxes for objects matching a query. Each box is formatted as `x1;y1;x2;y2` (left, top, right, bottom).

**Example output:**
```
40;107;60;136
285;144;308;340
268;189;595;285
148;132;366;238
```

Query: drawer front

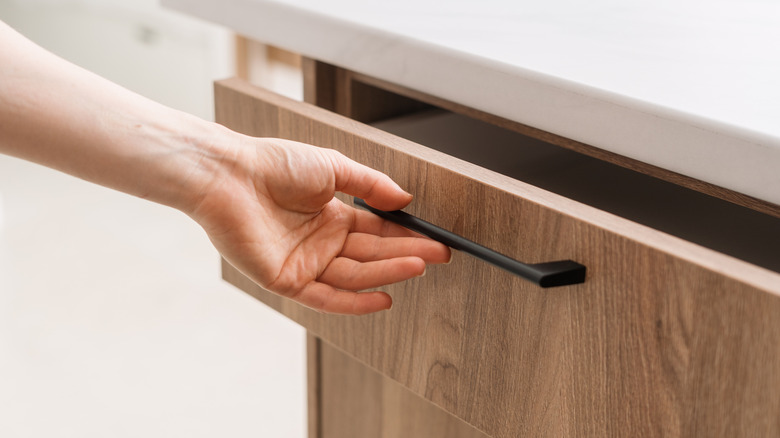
215;78;780;438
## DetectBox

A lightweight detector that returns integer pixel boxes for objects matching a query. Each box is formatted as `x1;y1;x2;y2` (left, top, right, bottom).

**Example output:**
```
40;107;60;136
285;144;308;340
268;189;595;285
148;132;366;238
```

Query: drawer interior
373;110;780;273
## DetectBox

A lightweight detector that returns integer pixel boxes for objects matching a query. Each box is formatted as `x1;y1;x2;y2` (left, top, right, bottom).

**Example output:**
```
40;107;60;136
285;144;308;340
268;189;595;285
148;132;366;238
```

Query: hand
0;20;449;315
188;136;451;315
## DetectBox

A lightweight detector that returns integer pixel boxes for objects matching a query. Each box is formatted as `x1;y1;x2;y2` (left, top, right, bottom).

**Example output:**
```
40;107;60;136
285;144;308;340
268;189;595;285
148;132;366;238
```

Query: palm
193;138;450;315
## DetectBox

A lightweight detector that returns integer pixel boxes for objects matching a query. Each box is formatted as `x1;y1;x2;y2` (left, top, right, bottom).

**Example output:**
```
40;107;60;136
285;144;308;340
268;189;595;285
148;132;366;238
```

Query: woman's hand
0;20;448;315
188;136;451;315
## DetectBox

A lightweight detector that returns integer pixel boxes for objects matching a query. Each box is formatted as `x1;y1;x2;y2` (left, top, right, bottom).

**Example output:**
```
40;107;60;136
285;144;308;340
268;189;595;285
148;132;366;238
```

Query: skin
0;20;451;315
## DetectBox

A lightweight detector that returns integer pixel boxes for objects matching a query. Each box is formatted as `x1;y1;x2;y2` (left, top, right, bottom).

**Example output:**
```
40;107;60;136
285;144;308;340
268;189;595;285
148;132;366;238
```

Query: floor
0;151;306;438
0;3;306;437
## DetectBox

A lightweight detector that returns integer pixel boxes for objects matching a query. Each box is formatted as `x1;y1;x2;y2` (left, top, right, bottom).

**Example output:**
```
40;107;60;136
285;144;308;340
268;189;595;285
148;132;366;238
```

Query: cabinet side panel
307;334;322;438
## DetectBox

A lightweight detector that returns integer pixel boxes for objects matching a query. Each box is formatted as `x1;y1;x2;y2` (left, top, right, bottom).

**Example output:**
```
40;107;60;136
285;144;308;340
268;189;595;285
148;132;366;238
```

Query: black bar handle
354;198;586;288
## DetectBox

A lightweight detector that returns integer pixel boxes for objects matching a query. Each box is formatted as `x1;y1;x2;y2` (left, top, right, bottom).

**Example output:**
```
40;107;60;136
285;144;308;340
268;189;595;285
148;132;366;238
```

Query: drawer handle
354;198;586;287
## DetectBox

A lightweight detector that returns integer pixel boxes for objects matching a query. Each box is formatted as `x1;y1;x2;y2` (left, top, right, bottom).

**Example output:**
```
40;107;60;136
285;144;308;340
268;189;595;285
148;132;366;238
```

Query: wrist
157;115;243;216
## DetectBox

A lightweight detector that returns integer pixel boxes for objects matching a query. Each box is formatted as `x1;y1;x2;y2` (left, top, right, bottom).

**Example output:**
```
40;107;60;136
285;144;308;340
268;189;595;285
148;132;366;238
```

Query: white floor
0;2;307;437
0;150;306;438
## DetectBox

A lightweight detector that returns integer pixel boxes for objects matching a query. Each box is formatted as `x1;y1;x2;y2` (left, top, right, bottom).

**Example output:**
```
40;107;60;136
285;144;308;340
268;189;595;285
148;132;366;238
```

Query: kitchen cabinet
165;1;780;436
213;72;780;437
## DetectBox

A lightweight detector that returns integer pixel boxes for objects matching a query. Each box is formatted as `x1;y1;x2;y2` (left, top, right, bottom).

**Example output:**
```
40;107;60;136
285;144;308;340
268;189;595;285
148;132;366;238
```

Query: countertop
163;0;780;206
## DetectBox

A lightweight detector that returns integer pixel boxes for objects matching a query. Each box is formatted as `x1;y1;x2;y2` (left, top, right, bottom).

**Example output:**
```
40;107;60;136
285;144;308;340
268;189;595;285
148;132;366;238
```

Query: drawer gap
372;110;780;274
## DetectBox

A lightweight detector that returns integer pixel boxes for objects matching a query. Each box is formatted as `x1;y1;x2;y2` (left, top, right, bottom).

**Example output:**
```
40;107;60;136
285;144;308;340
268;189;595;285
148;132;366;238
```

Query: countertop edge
163;0;780;207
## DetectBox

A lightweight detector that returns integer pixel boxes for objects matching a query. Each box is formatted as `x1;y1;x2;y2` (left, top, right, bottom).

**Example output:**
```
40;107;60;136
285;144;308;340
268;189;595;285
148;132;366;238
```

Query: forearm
0;20;230;212
0;21;453;314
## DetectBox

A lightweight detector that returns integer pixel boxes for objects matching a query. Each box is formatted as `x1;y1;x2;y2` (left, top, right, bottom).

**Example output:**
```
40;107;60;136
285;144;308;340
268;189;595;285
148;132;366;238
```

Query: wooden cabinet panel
317;340;488;438
214;78;780;438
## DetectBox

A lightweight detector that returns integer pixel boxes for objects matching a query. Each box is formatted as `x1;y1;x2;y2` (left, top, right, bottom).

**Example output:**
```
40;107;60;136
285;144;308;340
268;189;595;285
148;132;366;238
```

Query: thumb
329;150;412;211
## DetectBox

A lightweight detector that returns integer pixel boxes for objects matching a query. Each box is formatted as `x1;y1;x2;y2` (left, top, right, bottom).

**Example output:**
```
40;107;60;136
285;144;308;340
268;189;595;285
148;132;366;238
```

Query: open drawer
214;78;780;437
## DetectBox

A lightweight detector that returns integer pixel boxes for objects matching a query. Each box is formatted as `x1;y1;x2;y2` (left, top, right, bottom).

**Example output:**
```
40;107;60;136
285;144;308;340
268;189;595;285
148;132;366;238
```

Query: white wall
0;0;233;120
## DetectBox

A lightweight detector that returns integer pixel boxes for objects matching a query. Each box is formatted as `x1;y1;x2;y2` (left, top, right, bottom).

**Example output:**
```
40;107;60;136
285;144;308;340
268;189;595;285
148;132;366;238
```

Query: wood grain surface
318;339;489;438
306;334;322;438
215;78;780;438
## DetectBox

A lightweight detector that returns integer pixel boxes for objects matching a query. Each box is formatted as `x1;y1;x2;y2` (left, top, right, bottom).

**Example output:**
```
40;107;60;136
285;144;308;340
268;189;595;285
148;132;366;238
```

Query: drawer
214;78;780;438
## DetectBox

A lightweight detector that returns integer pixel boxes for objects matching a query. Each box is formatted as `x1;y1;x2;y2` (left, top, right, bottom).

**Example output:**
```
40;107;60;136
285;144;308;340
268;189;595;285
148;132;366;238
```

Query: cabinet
213;62;780;437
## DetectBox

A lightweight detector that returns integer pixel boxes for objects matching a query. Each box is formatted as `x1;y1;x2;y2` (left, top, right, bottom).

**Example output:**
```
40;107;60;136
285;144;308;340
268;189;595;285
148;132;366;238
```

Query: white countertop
164;0;780;206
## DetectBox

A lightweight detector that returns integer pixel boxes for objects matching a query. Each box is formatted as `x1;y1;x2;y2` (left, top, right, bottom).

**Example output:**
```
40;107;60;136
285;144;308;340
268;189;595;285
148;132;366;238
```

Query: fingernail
445;249;456;264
